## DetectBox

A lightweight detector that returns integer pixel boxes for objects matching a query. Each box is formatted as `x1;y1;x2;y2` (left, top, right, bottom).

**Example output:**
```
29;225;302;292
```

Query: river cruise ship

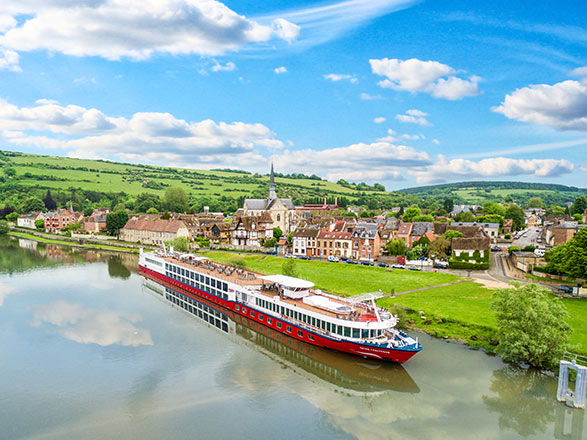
139;249;422;363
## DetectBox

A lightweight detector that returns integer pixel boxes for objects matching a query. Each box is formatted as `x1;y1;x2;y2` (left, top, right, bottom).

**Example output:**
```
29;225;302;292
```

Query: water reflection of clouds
31;300;154;347
0;281;16;307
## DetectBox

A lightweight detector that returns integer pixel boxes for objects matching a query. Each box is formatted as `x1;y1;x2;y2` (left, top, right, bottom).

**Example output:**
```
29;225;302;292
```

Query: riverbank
201;250;587;357
8;231;140;254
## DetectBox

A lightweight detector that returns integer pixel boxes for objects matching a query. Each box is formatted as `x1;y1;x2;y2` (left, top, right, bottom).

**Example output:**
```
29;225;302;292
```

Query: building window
277;214;280;221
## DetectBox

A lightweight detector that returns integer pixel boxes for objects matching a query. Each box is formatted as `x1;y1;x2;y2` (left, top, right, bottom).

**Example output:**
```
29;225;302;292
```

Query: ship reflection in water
142;277;420;395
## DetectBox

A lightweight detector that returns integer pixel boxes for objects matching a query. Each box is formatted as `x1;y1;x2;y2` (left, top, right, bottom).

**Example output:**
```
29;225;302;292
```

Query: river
0;236;584;439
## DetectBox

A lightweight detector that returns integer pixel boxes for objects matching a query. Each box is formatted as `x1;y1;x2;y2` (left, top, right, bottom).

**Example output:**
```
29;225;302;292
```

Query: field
202;251;587;354
200;251;460;296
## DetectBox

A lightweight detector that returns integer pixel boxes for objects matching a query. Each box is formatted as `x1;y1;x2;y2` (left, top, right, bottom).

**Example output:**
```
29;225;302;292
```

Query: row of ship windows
165;289;229;333
252;298;383;340
166;271;229;300
235;304;315;341
166;264;229;292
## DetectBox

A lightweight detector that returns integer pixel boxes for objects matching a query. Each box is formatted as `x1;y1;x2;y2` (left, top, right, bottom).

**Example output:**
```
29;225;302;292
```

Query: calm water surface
0;236;584;440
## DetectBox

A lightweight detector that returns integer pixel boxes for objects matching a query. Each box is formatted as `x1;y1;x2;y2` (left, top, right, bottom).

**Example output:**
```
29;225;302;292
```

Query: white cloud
211;61;236;72
412;155;574;183
0;98;281;169
370;58;481;100
373;117;386;123
400;133;425;140
493;80;587;131
360;93;383;100
0;282;16;307
323;73;358;84
0;0;299;61
31;300;153;347
274;66;287;74
580;163;587;172
396;109;430;126
272;141;431;181
0;47;20;72
432;139;440;144
570;66;587;77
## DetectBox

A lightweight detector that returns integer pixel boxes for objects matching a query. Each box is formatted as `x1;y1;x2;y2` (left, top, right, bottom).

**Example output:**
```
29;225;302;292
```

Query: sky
0;0;585;190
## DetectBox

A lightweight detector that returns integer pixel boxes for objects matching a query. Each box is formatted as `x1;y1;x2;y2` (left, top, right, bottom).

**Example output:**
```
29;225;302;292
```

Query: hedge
449;260;490;270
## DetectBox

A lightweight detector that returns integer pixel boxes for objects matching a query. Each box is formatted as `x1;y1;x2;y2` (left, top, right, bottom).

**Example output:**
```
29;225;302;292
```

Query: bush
449;260;490;270
0;220;8;234
504;234;511;239
6;212;19;222
522;245;536;252
263;237;278;248
508;246;520;256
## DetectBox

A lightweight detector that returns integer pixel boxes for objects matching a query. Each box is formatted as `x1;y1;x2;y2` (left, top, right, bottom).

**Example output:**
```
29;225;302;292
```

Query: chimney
334;196;338;206
323;195;327;207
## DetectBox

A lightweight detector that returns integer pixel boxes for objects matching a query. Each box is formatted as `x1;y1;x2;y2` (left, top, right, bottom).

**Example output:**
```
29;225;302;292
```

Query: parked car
433;261;449;269
491;246;501;252
391;264;405;269
296;255;311;260
327;256;339;263
346;259;358;264
558;285;573;294
340;256;349;262
361;260;374;266
284;253;293;258
407;265;421;271
377;262;389;268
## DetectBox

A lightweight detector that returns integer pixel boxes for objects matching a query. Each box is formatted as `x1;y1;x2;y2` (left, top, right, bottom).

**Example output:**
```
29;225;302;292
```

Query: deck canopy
260;275;314;289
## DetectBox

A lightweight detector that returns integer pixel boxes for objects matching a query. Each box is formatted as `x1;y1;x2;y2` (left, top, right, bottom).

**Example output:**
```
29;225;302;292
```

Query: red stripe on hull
140;265;419;363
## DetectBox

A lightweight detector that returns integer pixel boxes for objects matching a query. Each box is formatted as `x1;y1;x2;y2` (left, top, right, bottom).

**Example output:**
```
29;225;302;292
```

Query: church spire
268;162;277;202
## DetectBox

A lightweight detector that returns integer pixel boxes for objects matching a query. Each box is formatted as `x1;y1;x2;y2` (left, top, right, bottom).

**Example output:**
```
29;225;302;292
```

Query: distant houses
119;219;189;245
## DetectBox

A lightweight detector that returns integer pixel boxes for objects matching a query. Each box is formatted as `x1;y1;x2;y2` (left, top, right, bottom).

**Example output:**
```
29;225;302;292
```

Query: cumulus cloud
274;66;287;74
272;141;431;181
373;117;386;123
0;98;282;168
0;0;299;62
211;61;236;72
412;155;574;183
493;79;587;131
323;73;358;83
0;47;20;72
31;300;153;347
569;66;587;77
370;58;481;100
396;109;430;126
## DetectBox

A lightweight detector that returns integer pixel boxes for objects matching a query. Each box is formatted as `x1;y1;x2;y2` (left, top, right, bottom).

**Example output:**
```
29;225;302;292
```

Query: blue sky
0;0;585;190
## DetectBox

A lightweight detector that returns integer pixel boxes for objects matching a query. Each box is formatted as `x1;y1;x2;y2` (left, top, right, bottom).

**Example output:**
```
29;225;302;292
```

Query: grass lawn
201;251;461;296
9;232;139;253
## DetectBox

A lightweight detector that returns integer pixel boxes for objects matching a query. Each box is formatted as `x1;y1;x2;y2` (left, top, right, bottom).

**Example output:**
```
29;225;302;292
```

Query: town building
351;223;381;261
241;163;297;233
545;222;586;246
451;237;491;261
120;219;189;245
17;212;42;229
451;222;499;242
231;213;274;248
83;208;110;233
316;228;352;259
292;227;321;257
43;209;83;232
409;222;433;246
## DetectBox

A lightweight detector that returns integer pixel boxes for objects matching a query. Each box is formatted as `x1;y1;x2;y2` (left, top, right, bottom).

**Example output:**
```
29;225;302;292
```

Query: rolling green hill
399;181;586;206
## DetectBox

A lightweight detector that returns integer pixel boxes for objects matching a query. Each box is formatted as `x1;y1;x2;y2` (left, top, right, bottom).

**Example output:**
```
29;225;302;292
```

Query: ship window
242;308;247;314
312;317;316;326
344;327;350;337
297;330;303;337
211;279;216;288
267;318;272;325
353;328;360;339
286;326;292;333
326;322;331;332
250;311;255;317
362;329;369;338
259;314;263;321
280;306;284;315
223;282;228;291
277;322;282;329
308;334;314;341
235;305;239;311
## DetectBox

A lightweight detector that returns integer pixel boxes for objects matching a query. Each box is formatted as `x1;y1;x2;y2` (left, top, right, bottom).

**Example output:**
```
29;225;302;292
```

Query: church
240;164;297;233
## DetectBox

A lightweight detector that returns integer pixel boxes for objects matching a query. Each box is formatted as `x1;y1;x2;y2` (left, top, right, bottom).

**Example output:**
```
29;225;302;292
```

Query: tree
106;210;129;236
570;195;587;216
491;283;571;369
412;214;434;222
453;211;476;222
443;230;464;240
164;187;188;213
167;236;189;252
386;239;407;256
6;212;18;222
35;219;44;230
3;167;15;177
0;220;8;234
428;236;451;260
263;237;278;248
402;206;422;222
527;197;544;209
282;258;298;277
406;244;426;261
477;214;505;229
505;205;525;231
544;228;587;279
43;190;57;210
83;206;94;217
21;197;45;214
443;198;454;214
146;207;158;214
273;226;283;241
482;202;506;216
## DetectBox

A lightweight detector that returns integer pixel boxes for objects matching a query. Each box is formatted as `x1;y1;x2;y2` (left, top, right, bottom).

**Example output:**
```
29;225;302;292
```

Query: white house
17;212;43;229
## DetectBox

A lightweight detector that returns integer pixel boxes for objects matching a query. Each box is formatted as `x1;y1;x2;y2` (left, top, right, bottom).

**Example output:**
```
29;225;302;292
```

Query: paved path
395;279;471;295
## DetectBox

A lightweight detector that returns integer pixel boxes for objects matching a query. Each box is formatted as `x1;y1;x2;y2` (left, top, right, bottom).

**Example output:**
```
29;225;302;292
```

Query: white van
534;249;546;257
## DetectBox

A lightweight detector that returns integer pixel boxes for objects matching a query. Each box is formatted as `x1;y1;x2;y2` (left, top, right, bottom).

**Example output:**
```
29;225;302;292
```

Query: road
512;227;542;249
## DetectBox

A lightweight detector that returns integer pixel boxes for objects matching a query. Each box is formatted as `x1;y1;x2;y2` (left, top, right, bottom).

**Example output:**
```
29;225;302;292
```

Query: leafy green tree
273;226;283;241
42;190;57;210
402;206;422;222
505;205;525;231
527;197;544;209
386;239;407;256
263;237;278;248
83;206;94;217
106;210;129;236
477;214;505;229
21;197;45;214
6;212;18;222
166;236;189;252
412;214;434;222
406;244;426;260
0;220;8;234
146;207;158;214
482;202;506;216
282;258;298;277
522;245;536;252
35;219;44;230
443;230;464;240
491;283;571;369
453;211;476;222
427;236;451;259
164;187;188;213
571;195;587;216
544;228;587;279
443;198;454;213
3;167;16;177
508;246;520;256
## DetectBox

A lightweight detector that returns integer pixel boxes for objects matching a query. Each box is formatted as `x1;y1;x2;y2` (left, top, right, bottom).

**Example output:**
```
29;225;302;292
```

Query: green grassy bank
8;231;139;254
